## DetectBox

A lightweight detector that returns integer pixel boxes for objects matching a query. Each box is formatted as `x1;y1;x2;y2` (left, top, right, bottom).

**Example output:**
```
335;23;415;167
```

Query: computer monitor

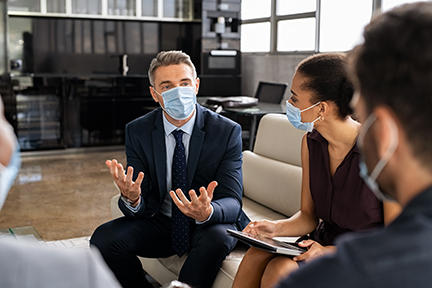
255;81;288;104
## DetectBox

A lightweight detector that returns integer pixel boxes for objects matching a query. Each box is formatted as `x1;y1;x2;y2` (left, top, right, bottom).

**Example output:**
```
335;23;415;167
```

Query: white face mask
285;100;321;132
357;114;398;202
0;143;21;209
153;86;197;120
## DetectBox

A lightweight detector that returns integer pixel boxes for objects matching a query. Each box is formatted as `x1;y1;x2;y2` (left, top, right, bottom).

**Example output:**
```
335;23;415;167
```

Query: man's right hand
106;159;144;207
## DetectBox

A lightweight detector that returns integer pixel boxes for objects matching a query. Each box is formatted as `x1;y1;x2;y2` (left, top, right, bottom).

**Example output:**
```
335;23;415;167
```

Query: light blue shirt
122;109;213;223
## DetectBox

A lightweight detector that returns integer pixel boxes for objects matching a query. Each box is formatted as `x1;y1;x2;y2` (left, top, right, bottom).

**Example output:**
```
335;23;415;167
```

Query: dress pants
90;213;238;288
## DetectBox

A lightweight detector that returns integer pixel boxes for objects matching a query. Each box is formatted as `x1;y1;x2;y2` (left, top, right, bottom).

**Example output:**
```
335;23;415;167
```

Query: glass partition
163;0;191;18
142;0;157;17
108;0;136;16
0;0;6;74
47;0;65;13
8;0;40;12
72;0;101;15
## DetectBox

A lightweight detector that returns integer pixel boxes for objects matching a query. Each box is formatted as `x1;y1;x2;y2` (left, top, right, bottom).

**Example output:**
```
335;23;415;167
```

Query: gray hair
148;50;197;87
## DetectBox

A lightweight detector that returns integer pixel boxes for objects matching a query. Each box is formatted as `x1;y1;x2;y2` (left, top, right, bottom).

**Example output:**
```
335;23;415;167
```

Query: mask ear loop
300;101;322;124
152;86;162;97
369;117;399;181
151;87;169;115
358;114;376;148
300;101;321;113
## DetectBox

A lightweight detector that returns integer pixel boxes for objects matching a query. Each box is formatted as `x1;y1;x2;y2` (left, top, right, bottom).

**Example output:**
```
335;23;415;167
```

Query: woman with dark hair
232;53;400;288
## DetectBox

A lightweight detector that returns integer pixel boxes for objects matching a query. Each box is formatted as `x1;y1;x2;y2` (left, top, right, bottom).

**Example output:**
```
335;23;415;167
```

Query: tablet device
227;229;306;256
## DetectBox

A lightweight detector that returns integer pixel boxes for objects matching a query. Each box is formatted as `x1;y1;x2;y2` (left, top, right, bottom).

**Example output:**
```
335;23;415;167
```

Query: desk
198;97;286;150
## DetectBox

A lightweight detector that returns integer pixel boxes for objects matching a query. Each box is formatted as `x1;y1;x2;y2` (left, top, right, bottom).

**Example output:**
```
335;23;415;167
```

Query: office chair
254;81;288;104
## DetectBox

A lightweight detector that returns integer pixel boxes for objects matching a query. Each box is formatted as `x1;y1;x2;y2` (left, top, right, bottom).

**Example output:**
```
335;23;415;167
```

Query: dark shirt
277;185;432;288
307;130;383;245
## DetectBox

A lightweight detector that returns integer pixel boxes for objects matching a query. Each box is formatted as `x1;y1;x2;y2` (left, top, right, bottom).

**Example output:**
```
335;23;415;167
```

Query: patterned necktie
171;129;190;256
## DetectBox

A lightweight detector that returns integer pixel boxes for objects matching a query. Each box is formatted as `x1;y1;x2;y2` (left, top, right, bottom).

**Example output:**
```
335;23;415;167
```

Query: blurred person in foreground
0;98;121;288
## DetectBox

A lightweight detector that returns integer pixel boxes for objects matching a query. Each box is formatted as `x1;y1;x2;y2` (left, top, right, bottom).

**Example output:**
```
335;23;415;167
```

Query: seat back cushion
242;151;301;217
253;113;304;166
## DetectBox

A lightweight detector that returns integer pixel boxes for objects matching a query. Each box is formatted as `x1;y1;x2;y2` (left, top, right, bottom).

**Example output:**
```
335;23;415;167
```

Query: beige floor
0;147;126;241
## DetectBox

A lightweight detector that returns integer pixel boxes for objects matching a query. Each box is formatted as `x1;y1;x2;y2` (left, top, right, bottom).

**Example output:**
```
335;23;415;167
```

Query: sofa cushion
253;113;305;166
242;197;287;221
243;151;302;217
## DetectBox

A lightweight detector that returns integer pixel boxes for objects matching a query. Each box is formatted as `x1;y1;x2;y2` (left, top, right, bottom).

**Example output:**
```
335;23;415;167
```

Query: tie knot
172;130;184;143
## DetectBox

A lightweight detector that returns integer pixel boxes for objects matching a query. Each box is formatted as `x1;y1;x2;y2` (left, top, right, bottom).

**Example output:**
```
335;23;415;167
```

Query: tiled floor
0;147;126;241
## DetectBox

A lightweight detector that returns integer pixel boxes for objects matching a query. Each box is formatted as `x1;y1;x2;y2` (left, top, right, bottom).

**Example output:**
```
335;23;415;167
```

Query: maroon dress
306;130;383;246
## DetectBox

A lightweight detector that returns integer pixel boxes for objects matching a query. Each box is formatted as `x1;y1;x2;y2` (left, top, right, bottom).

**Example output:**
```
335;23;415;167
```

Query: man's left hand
170;181;217;222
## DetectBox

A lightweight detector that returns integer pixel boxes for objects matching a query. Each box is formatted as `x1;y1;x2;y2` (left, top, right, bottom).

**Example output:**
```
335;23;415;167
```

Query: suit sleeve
202;123;243;226
118;124;151;217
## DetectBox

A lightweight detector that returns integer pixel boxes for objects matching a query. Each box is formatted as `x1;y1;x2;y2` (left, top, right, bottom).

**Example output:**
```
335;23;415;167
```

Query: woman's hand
293;240;336;262
243;220;278;238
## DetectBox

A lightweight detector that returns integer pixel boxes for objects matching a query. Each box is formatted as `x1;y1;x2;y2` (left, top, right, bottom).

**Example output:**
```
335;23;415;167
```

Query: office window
241;22;271;53
320;0;373;52
276;0;315;15
240;0;430;54
241;0;316;53
241;0;271;20
381;0;429;11
240;0;271;52
277;18;315;52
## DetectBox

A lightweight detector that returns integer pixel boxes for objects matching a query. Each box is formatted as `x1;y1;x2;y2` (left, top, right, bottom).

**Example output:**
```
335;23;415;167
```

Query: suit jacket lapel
187;105;205;187
152;109;167;201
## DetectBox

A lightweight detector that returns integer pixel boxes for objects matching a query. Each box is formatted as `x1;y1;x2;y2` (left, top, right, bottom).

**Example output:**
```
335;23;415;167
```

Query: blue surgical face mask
0;143;21;210
286;100;321;132
154;86;197;120
357;114;398;202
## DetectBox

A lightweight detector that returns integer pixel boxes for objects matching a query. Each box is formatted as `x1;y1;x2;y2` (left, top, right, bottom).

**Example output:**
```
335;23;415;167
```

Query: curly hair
296;53;354;119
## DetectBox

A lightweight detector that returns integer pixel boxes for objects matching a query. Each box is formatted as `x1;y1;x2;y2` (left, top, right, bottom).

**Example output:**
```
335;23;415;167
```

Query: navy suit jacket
118;104;249;230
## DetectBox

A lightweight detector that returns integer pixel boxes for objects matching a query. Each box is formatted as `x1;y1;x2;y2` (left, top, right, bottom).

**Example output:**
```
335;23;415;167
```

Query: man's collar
162;109;196;137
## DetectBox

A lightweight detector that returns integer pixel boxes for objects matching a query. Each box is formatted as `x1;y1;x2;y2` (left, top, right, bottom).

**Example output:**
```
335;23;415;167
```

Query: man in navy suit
91;50;249;288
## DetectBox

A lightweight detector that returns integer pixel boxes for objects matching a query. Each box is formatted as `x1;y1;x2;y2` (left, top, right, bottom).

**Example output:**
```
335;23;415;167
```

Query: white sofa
111;113;305;287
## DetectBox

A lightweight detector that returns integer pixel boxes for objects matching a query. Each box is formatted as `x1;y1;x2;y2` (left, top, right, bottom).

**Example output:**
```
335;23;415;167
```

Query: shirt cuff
196;204;214;224
121;195;143;213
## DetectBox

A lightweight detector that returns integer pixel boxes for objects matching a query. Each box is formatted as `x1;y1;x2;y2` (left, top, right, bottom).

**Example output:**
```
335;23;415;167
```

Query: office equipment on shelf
202;49;240;75
205;96;258;108
198;97;286;150
255;81;288;104
203;81;288;149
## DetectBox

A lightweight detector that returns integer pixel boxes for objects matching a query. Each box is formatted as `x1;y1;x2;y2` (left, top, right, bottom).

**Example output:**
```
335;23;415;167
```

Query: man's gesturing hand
106;159;144;207
170;181;218;222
